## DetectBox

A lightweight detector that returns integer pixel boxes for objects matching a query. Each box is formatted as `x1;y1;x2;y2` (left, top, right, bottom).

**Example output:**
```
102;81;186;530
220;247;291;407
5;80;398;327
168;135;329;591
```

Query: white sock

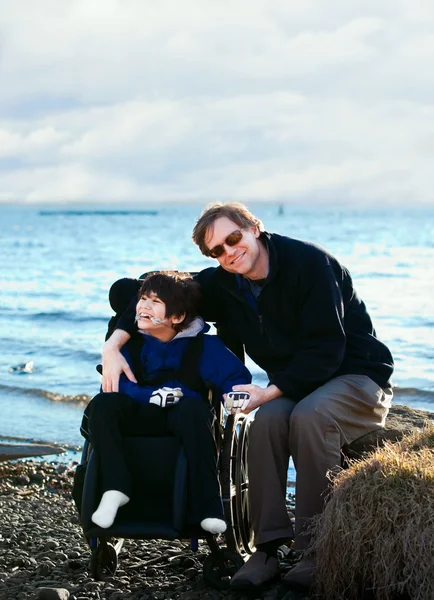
201;518;227;534
91;490;130;529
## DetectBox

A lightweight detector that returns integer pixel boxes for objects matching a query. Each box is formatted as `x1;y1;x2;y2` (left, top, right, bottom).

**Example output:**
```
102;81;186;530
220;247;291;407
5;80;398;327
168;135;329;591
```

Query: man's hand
230;383;282;414
102;330;136;393
149;387;183;408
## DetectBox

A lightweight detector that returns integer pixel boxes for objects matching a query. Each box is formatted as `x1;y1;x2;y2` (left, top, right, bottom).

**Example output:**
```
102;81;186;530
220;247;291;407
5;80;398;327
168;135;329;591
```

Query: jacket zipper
224;281;273;345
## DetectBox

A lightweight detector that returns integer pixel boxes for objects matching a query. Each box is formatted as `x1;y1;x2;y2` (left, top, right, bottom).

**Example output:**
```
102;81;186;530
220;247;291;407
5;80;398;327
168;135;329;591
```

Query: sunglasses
207;229;244;258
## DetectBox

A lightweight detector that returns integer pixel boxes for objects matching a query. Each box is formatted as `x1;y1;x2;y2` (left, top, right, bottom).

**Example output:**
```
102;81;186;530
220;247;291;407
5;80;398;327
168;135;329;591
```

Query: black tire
203;549;245;590
235;414;255;554
220;414;243;553
90;541;118;580
72;440;92;519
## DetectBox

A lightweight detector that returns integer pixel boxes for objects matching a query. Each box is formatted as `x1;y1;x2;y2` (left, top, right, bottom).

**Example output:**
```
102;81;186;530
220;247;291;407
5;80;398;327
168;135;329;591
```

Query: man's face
204;216;266;278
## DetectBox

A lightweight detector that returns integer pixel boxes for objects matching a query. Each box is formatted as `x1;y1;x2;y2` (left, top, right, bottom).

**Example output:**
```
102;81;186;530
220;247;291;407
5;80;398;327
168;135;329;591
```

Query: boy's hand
224;391;251;415
150;387;183;408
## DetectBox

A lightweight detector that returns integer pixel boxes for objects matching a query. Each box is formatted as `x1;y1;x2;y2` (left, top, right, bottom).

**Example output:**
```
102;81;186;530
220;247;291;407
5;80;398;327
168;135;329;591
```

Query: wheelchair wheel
235;414;255;554
220;414;243;554
203;548;244;590
90;541;118;580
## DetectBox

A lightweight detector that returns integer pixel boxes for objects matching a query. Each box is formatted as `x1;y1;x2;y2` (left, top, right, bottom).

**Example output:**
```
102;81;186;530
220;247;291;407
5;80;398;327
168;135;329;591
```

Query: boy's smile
135;291;185;341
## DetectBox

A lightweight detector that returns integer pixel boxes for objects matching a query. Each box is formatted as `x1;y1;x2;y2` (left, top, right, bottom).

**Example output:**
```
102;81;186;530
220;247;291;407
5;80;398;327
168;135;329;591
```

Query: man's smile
230;252;246;265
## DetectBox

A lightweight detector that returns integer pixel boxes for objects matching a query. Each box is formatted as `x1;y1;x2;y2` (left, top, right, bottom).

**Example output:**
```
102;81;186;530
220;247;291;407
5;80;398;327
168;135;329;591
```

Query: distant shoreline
39;209;158;216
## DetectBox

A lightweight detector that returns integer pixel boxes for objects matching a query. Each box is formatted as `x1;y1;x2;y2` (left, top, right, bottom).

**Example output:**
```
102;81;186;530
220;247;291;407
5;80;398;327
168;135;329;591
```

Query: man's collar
258;232;278;283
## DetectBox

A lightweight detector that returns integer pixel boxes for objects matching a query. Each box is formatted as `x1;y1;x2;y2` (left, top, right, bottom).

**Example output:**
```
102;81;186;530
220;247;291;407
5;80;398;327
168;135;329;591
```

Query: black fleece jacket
116;232;394;402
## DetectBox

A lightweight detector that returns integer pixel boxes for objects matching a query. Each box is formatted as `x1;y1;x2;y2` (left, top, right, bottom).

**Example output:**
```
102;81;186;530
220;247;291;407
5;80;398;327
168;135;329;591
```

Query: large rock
343;404;434;460
0;443;65;462
38;588;70;600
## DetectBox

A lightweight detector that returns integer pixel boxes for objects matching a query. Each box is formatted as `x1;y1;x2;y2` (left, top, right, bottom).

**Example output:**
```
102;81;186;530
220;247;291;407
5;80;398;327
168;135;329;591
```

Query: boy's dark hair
138;271;201;332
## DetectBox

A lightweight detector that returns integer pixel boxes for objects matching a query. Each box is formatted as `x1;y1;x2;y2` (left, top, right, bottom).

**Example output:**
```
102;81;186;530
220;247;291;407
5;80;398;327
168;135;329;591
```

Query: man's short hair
192;202;264;256
138;271;201;332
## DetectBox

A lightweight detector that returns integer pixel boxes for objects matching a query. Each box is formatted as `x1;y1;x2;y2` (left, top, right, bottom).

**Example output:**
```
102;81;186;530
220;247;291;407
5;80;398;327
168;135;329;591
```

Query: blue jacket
118;317;251;404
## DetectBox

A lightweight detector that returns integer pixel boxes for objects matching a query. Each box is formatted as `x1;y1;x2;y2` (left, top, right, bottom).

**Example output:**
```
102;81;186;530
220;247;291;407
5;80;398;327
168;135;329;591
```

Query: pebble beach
0;460;306;600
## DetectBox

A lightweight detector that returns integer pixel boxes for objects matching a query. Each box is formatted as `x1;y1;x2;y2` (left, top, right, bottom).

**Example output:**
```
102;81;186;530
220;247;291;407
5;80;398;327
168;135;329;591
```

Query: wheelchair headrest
108;278;143;314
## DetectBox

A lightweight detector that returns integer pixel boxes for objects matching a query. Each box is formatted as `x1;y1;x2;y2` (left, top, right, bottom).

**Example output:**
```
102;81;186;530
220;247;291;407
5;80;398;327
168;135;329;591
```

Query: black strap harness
81;334;209;442
127;333;208;398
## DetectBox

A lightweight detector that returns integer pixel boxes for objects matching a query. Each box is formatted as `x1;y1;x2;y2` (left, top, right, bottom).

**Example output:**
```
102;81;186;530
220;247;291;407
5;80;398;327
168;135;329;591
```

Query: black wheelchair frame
74;274;256;590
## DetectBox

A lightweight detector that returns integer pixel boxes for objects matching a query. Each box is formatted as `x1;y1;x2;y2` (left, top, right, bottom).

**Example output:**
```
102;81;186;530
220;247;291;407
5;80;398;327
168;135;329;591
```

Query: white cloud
0;0;434;204
0;126;66;157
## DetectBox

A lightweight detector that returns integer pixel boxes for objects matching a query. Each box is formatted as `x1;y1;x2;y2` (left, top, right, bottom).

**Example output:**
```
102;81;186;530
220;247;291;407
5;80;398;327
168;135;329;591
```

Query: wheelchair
74;275;256;590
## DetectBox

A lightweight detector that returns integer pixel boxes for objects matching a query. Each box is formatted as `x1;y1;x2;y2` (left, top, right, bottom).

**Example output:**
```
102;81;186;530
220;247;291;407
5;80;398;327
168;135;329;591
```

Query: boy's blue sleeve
199;335;252;397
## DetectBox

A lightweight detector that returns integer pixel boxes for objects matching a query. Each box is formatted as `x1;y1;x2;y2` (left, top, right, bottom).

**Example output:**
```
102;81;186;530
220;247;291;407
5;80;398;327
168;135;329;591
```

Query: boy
88;271;251;534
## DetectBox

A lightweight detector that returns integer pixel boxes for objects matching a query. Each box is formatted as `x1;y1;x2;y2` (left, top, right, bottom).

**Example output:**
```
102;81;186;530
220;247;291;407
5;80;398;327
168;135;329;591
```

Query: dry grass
312;425;434;600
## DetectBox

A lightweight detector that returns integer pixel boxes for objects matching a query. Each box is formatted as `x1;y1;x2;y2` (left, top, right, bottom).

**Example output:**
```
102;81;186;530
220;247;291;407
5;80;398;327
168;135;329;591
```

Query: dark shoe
230;551;280;590
282;555;316;591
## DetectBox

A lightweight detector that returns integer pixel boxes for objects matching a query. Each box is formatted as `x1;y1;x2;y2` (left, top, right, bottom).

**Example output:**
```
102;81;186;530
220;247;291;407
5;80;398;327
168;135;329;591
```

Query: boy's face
135;292;183;333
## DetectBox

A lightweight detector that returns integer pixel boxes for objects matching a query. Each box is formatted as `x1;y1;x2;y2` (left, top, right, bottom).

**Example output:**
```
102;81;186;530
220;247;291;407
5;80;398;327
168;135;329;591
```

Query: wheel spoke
235;415;255;554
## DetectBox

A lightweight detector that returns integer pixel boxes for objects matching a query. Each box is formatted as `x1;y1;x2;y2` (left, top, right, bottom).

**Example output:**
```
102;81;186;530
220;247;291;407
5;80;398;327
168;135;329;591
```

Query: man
102;202;394;592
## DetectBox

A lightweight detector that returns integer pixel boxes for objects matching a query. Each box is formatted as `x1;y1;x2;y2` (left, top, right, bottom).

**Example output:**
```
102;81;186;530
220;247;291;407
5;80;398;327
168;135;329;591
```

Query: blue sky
1;0;434;205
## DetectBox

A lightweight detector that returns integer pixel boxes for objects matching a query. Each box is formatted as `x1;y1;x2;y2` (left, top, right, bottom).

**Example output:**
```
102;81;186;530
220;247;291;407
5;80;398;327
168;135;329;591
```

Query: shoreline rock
343;403;434;460
0;460;305;600
2;404;432;599
0;443;66;462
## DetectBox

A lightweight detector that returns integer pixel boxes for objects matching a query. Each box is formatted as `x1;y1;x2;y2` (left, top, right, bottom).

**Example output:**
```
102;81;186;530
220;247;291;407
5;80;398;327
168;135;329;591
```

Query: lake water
1;202;433;473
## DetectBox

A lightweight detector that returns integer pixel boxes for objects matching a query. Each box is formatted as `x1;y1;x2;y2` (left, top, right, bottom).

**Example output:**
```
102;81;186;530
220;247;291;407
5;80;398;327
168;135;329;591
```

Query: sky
1;0;434;206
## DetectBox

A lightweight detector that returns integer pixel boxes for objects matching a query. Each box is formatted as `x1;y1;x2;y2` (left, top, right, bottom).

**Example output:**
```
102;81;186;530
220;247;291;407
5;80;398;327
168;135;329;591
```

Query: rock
264;588;280;599
184;567;200;580
66;559;83;570
202;591;220;600
45;540;60;550
83;581;102;591
37;588;70;600
17;475;31;485
29;471;45;483
0;447;362;600
182;557;197;568
343;404;434;460
9;361;34;373
52;552;68;562
36;562;55;576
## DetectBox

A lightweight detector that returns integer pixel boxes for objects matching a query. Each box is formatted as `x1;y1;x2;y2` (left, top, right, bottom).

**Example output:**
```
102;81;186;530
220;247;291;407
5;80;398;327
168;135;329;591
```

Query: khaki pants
248;374;393;550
